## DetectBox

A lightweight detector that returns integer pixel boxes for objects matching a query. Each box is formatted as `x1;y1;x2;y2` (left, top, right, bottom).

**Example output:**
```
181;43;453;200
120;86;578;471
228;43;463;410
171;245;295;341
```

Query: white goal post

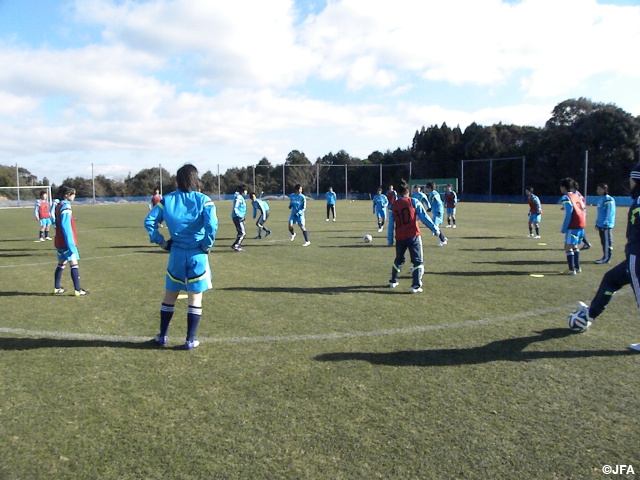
0;185;52;208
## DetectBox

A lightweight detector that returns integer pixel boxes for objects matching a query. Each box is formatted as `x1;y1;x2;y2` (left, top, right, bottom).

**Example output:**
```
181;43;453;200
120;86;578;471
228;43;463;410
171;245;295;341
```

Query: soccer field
1;200;638;479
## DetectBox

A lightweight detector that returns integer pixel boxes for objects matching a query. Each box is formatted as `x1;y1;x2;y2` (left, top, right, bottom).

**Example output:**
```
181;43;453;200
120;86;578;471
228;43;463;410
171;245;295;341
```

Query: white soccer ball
363;234;373;243
567;309;591;333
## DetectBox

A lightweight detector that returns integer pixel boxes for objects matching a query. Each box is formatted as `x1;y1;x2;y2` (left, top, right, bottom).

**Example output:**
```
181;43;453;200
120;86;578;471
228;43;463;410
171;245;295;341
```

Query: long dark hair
55;185;76;200
176;164;200;192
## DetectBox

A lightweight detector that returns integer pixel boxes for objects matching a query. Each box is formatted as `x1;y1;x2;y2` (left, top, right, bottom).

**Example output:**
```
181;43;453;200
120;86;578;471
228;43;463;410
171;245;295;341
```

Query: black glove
160;239;173;251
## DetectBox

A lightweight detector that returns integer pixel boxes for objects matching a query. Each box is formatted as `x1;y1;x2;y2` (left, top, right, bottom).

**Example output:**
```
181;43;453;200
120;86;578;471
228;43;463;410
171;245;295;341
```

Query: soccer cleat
576;267;582;273
184;339;200;350
576;301;593;322
389;281;399;288
265;230;271;237
302;241;311;247
452;225;456;229
595;258;610;264
290;233;296;241
526;234;534;237
437;240;448;247
45;236;52;240
533;235;541;239
333;218;336;222
74;288;89;296
253;235;262;239
326;218;329;222
410;286;423;294
377;227;383;233
154;334;168;346
445;225;452;228
568;270;577;276
629;343;640;352
39;237;45;242
53;287;65;295
581;243;591;250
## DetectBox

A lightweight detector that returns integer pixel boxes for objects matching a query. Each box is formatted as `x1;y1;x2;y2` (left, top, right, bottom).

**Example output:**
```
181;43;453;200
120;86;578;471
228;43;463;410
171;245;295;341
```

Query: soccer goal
0;185;52;208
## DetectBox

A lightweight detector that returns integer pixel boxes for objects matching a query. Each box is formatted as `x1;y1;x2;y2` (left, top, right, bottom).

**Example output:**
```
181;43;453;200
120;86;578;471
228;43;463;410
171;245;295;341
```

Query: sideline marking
0;305;573;345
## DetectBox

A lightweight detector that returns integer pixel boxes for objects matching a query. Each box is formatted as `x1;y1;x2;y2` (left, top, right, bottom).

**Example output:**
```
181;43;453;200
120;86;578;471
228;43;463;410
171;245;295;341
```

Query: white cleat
290;233;296;241
302;241;311;247
389;281;398;288
410;286;423;294
437;240;448;247
629;343;640;352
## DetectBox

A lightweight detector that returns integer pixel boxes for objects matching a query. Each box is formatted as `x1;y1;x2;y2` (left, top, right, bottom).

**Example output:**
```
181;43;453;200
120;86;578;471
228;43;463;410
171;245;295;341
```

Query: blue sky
0;0;638;185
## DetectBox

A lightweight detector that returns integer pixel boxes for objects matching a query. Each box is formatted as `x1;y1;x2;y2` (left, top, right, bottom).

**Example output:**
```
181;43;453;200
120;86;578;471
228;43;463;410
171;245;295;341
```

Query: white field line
0;305;574;345
0;252;145;269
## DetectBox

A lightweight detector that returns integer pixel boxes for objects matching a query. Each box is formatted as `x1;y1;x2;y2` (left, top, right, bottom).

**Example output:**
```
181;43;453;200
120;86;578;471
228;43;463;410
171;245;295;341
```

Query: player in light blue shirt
250;192;271;239
231;185;248;252
326;186;337;221
424;182;448;247
288;184;310;246
411;185;431;211
372;187;389;232
144;164;218;350
595;182;616;264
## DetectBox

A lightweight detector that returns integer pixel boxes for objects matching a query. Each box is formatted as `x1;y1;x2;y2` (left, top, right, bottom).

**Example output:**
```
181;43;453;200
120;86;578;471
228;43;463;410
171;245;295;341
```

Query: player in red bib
388;181;441;293
34;190;52;241
560;178;587;275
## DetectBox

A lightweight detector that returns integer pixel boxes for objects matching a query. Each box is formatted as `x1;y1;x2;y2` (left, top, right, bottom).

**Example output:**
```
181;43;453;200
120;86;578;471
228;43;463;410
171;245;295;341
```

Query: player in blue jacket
595;183;616;264
144;164;218;350
570;164;640;351
372;187;389;232
424;182;448;247
288;184;310;246
326;187;337;221
231;185;248;252
250;192;271;239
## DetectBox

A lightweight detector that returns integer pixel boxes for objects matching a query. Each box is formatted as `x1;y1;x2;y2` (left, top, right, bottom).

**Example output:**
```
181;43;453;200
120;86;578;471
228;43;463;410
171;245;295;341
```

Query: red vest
392;197;421;241
567;192;586;229
54;202;78;249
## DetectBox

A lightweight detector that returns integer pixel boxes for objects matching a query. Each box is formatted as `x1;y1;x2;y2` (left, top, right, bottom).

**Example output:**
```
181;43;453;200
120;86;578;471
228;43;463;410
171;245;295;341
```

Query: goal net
0;185;52;208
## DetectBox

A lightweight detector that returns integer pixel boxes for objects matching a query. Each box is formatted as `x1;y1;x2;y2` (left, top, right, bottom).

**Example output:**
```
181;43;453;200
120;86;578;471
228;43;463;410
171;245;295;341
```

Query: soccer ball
567;306;591;333
363;234;373;243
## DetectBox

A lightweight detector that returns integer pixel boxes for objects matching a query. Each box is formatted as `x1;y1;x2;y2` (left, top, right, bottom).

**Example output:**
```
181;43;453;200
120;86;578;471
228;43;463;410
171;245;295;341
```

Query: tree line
2;98;639;199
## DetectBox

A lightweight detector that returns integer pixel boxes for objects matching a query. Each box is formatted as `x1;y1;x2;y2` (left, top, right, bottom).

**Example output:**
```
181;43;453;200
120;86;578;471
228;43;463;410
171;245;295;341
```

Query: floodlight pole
159;164;163;195
282;164;285;200
252;165;255;194
344;164;348;201
92;163;96;204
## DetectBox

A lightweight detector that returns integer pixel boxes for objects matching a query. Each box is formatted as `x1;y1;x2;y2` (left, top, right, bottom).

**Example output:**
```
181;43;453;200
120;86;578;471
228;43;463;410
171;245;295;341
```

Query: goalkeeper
144;164;218;350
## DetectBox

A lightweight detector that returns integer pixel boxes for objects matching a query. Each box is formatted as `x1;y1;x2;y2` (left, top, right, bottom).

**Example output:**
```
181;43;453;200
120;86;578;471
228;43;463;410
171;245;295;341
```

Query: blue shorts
56;247;79;262
446;207;456;215
529;214;541;223
564;228;584;246
165;247;212;293
375;208;387;219
40;218;52;227
289;213;305;227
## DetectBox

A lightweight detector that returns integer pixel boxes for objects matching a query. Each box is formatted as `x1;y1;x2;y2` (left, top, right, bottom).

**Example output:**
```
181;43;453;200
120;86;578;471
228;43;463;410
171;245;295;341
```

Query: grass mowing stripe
0;303;578;344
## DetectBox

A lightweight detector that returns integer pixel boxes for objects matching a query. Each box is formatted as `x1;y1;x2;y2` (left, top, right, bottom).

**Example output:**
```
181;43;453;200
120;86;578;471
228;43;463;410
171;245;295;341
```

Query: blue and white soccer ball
567;306;591;333
363;234;373;243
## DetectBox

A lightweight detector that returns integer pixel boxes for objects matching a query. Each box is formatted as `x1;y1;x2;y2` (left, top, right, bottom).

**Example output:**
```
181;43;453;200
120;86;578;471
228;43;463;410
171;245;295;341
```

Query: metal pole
282;164;285;200
316;163;319;196
409;161;412;181
16;163;20;207
92;163;96;204
379;164;382;187
252;166;256;194
159;164;163;195
344;164;348;201
584;150;588;197
460;160;464;195
217;164;220;200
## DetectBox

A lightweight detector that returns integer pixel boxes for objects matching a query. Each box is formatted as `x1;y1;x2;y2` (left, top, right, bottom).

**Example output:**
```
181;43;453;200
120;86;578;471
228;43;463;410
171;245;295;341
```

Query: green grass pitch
0;199;638;479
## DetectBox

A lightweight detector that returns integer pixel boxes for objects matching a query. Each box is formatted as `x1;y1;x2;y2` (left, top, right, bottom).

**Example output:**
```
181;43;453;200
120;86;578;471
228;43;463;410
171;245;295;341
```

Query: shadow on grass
459;247;555;252
319;244;391;249
0;291;56;297
314;328;637;366
430;270;556;277
218;285;397;295
473;260;565;266
0;337;161;350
